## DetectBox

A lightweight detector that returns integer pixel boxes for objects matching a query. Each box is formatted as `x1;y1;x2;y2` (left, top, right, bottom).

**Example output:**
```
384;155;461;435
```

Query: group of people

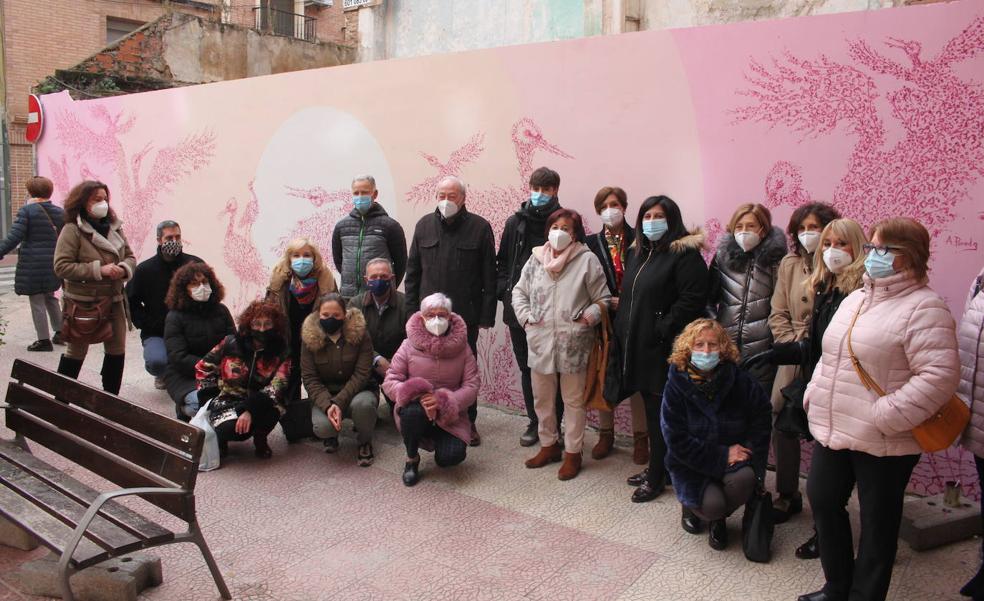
2;170;983;601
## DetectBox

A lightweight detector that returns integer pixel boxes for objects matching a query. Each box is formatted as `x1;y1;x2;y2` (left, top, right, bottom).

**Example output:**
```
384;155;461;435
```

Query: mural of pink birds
221;180;269;312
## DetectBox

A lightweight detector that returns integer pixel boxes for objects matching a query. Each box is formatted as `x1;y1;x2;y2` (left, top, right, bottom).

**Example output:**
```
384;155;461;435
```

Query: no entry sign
26;94;43;143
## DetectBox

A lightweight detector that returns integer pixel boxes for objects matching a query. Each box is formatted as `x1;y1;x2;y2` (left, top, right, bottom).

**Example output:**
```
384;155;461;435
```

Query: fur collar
405;311;468;358
669;228;706;253
76;215;126;259
715;226;787;271
300;307;367;351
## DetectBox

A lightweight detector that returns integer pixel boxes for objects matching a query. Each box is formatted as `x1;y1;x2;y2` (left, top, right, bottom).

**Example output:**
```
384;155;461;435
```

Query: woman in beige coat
53;181;136;394
512;209;610;480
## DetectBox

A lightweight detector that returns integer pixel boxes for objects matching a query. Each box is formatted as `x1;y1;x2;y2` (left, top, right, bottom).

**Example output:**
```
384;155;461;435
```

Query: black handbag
602;337;629;405
775;378;813;440
279;398;314;442
742;487;775;563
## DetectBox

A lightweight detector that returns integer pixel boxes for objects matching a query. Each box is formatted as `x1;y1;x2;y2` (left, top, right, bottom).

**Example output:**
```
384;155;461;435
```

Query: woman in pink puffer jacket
958;266;984;600
799;218;960;601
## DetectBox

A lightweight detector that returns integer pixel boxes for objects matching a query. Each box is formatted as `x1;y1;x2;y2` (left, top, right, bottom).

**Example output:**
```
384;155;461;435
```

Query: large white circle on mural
253;106;395;267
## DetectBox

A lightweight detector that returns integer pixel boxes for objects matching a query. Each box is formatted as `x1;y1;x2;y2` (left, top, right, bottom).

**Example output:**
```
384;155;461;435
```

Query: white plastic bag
190;400;220;472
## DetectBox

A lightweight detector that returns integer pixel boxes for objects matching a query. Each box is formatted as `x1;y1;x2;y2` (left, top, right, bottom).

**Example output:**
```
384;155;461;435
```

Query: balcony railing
252;7;316;42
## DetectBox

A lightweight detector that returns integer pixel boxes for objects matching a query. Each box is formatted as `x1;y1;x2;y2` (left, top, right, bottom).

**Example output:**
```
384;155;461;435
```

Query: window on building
106;17;145;45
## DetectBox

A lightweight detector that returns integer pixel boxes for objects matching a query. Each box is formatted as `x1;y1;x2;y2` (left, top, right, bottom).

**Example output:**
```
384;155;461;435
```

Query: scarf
542;242;580;278
604;227;625;290
85;215;111;238
289;276;318;305
686;364;721;401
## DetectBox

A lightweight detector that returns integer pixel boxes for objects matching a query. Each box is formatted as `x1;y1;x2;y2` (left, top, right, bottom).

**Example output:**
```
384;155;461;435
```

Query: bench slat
0;445;173;543
7;383;195;486
10;360;202;458
0;483;106;566
6;411;193;520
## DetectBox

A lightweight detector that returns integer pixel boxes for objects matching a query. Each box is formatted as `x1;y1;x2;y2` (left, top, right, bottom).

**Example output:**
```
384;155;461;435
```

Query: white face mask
190;283;212;302
88;200;109;219
734;231;761;252
437;199;458;219
549;229;572;251
424;316;449;336
600;208;623;228
822;247;852;274
798;231;821;254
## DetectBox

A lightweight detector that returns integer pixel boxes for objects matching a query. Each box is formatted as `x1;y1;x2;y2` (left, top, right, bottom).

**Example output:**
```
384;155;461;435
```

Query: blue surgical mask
691;351;720;372
530;191;551;207
291;257;314;277
864;250;897;279
353;195;373;214
642;218;668;241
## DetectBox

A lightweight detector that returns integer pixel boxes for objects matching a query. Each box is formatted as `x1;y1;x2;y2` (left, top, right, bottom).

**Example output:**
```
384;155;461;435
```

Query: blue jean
183;390;200;418
142;337;167;377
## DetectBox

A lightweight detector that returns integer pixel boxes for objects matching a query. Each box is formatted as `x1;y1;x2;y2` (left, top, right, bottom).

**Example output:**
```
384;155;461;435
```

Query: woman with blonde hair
660;318;772;551
799;217;959;601
266;238;337;438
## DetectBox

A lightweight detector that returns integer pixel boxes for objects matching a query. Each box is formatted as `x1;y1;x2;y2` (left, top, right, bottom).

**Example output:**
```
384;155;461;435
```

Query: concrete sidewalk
0;295;976;600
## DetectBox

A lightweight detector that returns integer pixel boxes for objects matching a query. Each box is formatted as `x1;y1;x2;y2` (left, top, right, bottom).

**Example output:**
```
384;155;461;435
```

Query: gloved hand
771;339;808;366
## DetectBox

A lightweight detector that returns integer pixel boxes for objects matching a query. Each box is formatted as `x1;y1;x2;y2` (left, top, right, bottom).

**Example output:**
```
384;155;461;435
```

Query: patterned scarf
289;276;318;305
686;364;721;401
604;228;625;290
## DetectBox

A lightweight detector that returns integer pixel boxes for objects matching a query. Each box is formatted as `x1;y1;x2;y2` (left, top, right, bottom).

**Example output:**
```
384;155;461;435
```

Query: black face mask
320;317;343;334
252;329;273;345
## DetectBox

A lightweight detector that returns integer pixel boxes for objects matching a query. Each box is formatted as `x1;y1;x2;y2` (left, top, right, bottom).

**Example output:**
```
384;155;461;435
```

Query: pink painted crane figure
275;186;352;267
221;181;269;312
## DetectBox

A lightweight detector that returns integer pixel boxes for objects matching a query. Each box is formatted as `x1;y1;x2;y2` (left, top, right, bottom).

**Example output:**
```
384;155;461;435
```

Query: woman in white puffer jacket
799;218;960;601
958;265;984;601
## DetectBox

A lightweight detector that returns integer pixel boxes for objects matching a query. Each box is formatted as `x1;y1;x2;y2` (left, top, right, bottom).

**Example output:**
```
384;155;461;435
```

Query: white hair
437;175;466;198
420;292;452;313
351;174;376;189
365;257;393;273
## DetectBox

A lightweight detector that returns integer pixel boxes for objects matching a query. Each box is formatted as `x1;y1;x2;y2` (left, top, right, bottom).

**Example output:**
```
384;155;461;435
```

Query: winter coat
195;333;292;426
0;200;64;295
299;308;373;412
768;252;815;411
613;230;708;396
495;198;562;327
162;301;235;404
265;265;337;348
349;290;409;361
405;207;497;328
126;250;202;340
53;216;136;312
511;243;610;374
331;203;407;298
661;362;772;510
959;268;984;456
585;225;636;297
804;271;960;457
708;226;787;394
382;312;479;445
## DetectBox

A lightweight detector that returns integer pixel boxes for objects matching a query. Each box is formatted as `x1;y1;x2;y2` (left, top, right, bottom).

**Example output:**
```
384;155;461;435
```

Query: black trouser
507;324;563;426
213;403;280;445
807;443;919;601
641;391;668;487
467;324;479;425
398;401;466;467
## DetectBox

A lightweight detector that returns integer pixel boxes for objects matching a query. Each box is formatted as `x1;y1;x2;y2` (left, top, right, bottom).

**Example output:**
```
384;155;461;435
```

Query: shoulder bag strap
845;298;887;396
36;203;58;234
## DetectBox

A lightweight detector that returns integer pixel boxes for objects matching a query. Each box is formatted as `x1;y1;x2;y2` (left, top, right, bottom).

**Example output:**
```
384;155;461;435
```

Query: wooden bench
0;359;231;601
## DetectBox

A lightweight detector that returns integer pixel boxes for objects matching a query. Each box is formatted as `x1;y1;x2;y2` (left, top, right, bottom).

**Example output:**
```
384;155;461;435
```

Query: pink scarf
542;242;580;278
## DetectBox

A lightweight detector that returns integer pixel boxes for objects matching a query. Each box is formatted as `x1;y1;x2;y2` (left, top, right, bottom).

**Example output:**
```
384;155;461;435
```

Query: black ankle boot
402;458;420;487
56;355;84;380
708;519;728;550
100;354;125;395
681;506;703;534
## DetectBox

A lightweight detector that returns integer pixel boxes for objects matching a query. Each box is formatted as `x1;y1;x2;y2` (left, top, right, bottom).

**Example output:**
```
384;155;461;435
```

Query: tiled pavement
0;295;978;600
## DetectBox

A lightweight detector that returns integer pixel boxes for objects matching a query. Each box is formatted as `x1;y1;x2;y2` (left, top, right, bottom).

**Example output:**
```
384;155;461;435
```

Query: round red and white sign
26;94;43;143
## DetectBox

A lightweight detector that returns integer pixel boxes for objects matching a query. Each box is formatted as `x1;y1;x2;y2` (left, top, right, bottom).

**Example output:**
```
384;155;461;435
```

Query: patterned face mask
161;240;182;257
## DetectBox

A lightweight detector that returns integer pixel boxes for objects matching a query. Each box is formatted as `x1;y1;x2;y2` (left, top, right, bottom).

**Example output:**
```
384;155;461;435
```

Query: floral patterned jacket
195;334;292;425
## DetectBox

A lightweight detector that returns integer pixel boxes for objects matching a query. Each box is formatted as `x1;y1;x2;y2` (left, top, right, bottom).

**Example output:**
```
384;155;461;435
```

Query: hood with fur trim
300;307;367;352
715;225;787;271
631;228;706;254
405;311;469;358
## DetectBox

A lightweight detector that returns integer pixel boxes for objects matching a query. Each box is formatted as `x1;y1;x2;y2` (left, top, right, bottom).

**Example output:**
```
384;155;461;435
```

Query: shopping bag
190;400;220;472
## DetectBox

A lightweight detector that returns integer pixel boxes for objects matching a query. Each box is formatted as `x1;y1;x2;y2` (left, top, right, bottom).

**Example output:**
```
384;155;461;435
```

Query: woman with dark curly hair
163;262;235;420
195;300;291;459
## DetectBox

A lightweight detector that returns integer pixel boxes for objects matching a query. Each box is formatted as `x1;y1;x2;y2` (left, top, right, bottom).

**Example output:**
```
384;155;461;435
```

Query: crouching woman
661;318;772;551
383;293;479;487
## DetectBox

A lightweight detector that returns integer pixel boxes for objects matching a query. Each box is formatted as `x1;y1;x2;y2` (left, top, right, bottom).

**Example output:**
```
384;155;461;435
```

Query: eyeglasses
862;244;903;257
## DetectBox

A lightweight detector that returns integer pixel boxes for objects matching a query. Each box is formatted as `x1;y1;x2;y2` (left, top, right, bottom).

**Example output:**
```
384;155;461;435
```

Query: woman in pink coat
383;292;479;487
799;218;960;601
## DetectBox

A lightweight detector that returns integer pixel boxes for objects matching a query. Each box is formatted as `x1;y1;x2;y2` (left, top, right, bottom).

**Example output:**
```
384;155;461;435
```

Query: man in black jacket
405;175;496;446
496;166;565;446
126;220;201;388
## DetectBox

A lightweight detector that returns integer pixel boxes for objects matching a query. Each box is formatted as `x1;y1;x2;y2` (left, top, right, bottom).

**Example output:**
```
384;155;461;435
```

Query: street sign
26;94;43;144
343;0;380;10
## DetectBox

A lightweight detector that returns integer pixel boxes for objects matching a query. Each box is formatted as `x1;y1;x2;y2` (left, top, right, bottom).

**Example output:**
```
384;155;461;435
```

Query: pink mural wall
36;1;984;498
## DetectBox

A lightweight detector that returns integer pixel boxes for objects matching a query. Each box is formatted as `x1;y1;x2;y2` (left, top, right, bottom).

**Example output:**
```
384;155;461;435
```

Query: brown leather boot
591;428;615;460
632;432;649;465
558;452;582;480
525;443;562;468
